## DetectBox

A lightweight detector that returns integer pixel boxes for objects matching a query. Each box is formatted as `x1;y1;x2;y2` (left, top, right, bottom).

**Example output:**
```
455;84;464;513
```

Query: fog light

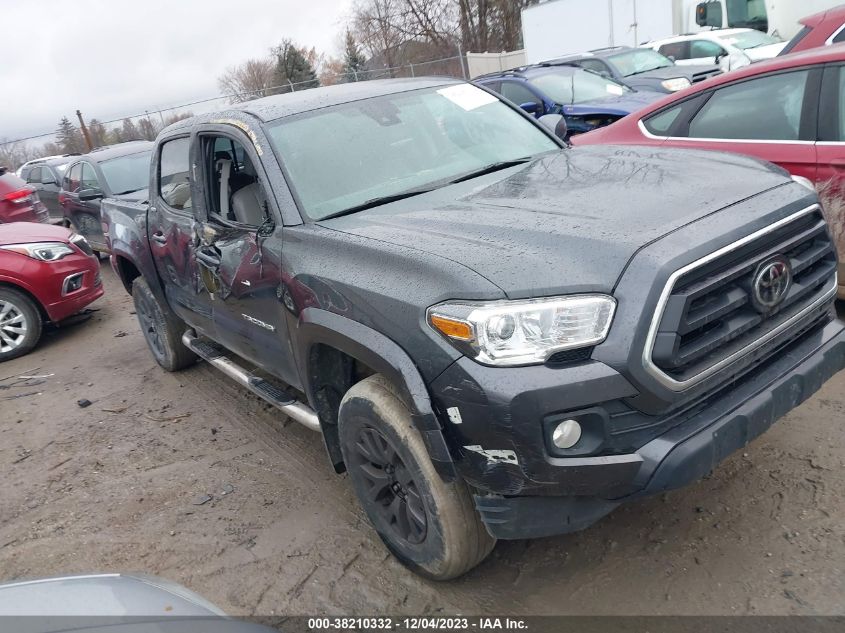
552;419;582;449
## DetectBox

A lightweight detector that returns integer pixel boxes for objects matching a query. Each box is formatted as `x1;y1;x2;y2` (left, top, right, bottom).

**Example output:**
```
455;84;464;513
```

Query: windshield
608;49;674;77
265;84;559;221
529;68;630;105
716;29;780;49
99;151;152;194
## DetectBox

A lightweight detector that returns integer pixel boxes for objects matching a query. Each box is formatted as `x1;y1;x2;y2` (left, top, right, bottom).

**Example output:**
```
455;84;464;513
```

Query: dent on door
195;225;278;301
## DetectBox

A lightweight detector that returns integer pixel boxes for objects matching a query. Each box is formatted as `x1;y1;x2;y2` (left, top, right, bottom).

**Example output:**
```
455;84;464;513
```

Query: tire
339;374;495;580
131;277;196;372
0;287;42;362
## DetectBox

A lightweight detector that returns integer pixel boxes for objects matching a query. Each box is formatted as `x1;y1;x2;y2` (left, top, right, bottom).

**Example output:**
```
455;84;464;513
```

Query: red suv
780;5;845;55
573;44;845;296
0;167;49;224
0;223;103;361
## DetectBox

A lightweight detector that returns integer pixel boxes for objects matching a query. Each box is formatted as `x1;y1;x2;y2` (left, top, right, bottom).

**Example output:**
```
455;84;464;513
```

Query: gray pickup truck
103;78;845;580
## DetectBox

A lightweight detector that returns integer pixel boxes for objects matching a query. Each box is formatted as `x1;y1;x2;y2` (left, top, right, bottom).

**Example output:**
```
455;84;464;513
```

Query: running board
182;331;321;433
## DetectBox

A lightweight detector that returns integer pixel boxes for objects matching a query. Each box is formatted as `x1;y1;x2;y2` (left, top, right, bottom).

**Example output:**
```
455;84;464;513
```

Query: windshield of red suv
265;84;559;220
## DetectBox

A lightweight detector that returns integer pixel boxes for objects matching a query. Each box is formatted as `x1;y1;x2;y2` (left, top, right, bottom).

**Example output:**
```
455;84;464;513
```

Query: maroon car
0;222;103;361
573;44;845;297
0;167;49;225
781;4;845;55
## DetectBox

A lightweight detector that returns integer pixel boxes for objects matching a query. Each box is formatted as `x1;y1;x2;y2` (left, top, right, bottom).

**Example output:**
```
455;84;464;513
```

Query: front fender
296;307;456;480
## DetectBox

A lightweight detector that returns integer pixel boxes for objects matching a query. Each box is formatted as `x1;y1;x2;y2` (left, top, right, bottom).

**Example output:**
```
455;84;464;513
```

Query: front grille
650;208;836;384
691;69;721;83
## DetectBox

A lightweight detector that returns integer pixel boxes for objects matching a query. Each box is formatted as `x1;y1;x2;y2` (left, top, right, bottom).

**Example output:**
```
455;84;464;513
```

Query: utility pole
76;109;94;151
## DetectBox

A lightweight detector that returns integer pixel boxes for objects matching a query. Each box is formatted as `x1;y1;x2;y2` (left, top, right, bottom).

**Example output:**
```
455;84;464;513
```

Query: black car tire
339;374;495;580
131;277;196;372
0;287;42;362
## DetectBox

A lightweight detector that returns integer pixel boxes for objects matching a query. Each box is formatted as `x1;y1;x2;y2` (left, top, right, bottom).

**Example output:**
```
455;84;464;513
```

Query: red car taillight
2;187;35;204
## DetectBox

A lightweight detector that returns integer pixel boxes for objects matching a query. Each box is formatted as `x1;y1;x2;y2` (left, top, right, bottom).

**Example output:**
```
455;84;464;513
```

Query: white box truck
521;0;844;64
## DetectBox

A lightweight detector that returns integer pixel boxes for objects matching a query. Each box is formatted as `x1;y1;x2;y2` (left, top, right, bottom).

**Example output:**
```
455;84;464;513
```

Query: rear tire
339;374;495;580
131;277;196;372
0;288;42;362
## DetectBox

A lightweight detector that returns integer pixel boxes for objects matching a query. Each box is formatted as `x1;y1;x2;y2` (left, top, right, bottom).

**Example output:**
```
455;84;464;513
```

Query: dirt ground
1;267;843;616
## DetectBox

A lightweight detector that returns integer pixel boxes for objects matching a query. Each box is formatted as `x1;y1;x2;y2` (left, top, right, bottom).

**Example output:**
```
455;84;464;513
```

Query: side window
689;71;809;141
63;163;82;193
690;40;726;59
205;134;266;227
159;137;192;211
658;42;690;61
643;104;684;136
26;167;42;184
80;163;100;191
500;81;542;108
832;25;845;44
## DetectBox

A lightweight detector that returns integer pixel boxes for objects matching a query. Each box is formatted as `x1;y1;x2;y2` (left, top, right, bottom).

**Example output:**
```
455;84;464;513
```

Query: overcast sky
1;0;352;142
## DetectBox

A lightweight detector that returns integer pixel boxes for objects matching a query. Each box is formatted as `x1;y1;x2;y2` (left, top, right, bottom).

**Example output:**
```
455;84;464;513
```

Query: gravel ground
0;267;843;616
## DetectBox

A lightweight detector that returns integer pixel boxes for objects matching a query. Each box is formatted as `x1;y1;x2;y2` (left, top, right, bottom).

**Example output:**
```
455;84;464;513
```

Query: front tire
0;288;42;362
131;277;196;371
339;375;495;580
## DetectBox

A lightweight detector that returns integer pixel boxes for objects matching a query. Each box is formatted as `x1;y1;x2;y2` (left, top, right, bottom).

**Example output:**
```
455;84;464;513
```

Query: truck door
147;134;216;337
192;127;299;389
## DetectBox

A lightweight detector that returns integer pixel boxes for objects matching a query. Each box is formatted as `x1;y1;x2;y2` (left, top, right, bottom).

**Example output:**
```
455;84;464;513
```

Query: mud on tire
131;277;196;372
339;374;495;580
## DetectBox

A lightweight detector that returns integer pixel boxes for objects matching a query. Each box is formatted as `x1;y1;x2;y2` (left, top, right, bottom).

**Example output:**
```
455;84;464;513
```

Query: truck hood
320;146;790;298
745;42;788;61
629;63;720;80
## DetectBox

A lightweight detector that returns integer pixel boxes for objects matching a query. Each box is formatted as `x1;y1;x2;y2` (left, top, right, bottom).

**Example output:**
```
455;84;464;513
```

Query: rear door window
159;137;192;211
658;42;690;61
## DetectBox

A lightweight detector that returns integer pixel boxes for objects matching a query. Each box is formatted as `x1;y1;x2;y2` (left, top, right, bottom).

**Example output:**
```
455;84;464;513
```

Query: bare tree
218;58;276;103
0;139;38;171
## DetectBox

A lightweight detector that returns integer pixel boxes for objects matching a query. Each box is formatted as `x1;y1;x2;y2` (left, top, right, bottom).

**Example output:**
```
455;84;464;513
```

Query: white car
644;28;787;73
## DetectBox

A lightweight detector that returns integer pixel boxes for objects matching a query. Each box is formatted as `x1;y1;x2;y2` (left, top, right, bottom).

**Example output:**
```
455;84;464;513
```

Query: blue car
475;64;665;137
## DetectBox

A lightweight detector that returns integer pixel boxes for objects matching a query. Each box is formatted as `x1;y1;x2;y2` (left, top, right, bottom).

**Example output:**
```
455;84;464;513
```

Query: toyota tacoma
103;78;845;580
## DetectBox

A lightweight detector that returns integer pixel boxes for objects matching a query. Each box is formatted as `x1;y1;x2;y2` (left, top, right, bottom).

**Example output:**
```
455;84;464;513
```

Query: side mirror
696;1;723;28
519;102;542;115
538;114;569;142
78;188;104;201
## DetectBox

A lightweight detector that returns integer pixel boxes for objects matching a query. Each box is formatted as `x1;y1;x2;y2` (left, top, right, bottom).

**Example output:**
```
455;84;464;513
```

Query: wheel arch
296;307;456;481
0;278;48;322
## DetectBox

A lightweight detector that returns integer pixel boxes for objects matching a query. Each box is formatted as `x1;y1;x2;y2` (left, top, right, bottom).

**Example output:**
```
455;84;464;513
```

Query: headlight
0;242;75;261
661;77;691;92
427;295;616;366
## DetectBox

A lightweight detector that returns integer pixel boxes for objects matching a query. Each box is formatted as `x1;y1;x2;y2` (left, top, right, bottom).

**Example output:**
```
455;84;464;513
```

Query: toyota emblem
751;256;792;311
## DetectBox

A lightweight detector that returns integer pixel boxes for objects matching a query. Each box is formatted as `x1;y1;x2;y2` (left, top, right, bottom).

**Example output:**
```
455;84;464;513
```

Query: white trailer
521;0;845;64
691;0;845;40
522;0;687;64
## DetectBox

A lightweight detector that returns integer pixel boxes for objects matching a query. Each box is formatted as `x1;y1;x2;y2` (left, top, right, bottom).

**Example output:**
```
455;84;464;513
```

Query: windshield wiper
112;188;140;196
320;186;437;221
448;158;533;185
625;66;667;76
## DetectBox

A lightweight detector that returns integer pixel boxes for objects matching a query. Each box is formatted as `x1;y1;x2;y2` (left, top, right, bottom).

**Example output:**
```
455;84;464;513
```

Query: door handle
196;248;221;268
151;231;167;245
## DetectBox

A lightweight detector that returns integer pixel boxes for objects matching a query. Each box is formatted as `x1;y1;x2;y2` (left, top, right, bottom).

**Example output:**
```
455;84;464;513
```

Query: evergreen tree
272;39;319;93
342;30;368;82
55;117;85;154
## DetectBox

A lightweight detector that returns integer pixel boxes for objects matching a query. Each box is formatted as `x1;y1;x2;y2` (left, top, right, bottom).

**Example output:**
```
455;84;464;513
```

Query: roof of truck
231;77;462;122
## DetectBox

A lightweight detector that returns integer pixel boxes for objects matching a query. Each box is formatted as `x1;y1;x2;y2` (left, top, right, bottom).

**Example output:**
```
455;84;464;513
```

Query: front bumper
432;316;845;540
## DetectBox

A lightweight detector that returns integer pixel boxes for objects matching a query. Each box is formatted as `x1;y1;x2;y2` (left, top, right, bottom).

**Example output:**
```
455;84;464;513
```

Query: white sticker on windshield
437;84;498;111
606;84;625;96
